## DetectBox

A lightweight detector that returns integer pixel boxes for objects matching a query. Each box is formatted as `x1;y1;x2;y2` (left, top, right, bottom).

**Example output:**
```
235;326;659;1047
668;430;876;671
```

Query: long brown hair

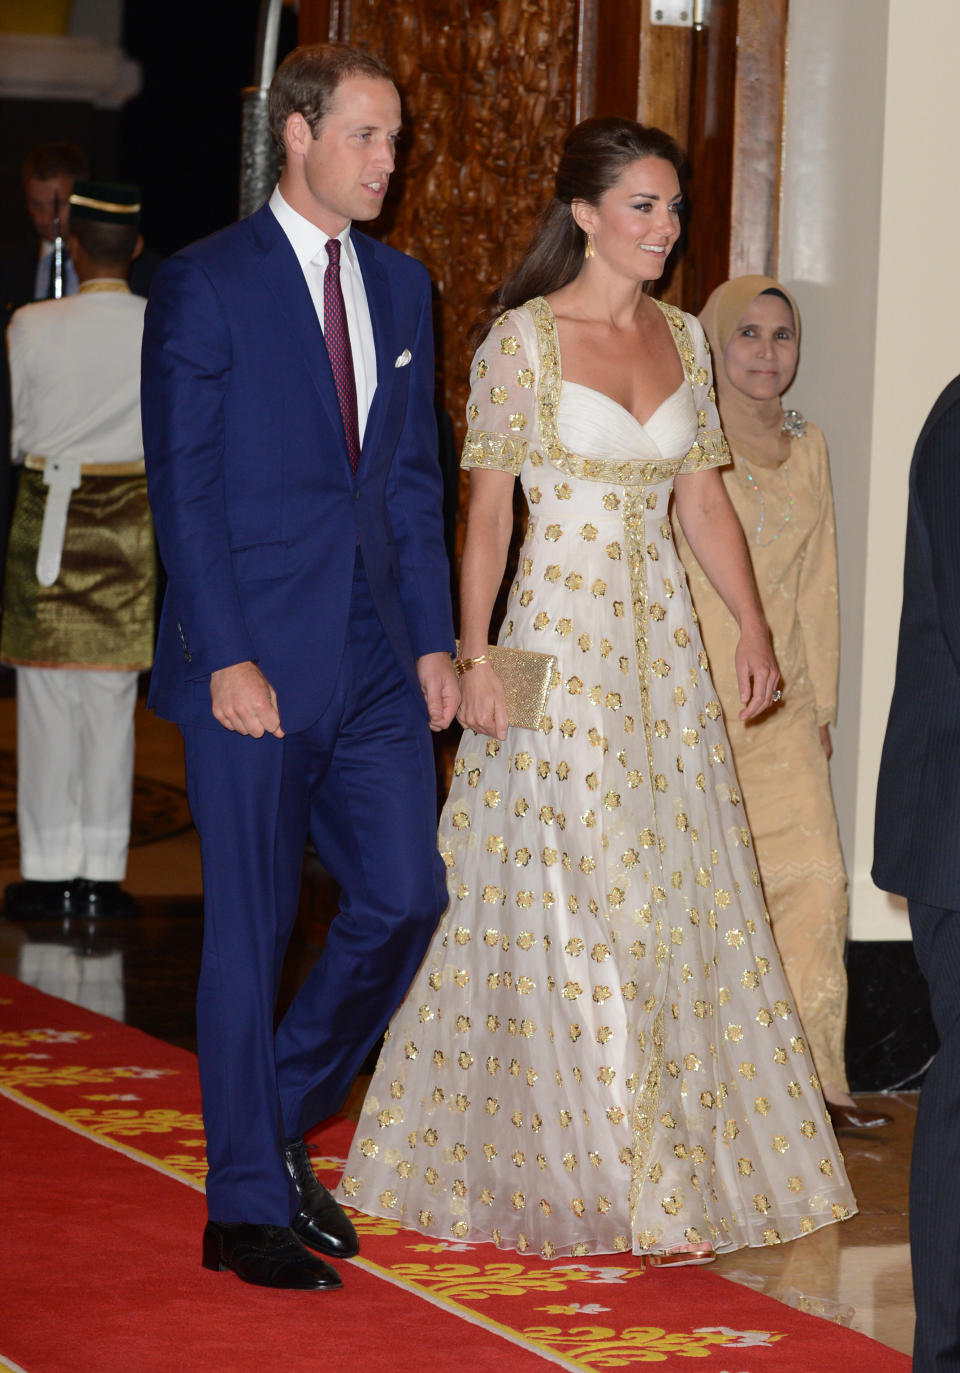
472;118;684;346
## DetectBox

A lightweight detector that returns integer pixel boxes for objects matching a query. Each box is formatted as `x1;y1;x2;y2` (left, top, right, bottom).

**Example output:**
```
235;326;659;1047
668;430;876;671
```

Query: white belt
26;454;146;588
36;456;82;587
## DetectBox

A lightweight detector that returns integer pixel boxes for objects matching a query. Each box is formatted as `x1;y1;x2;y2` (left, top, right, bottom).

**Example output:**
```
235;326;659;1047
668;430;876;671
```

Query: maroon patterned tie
322;238;361;474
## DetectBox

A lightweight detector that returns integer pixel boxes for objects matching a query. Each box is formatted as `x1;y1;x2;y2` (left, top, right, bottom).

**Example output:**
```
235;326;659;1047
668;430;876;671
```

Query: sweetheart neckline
537;296;690;431
561;378;688;431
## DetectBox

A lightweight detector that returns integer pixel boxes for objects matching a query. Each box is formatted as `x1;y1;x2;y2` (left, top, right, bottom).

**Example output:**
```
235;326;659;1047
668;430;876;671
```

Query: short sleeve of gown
460;309;538;475
679;312;731;475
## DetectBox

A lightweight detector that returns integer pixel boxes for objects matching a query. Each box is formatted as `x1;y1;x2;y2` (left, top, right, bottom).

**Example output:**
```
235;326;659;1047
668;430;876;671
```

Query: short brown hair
268;43;395;163
22;142;88;185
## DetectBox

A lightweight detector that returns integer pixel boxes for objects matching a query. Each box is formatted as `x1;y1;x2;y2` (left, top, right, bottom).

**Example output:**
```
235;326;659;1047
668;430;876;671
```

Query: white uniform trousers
16;666;138;881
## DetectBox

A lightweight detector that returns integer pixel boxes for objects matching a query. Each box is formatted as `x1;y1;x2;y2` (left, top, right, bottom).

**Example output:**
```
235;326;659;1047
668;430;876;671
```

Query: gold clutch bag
456;642;558;731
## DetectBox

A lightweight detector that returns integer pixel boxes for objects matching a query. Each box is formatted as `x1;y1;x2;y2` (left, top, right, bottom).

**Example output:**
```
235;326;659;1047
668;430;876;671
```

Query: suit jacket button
183;650;192;663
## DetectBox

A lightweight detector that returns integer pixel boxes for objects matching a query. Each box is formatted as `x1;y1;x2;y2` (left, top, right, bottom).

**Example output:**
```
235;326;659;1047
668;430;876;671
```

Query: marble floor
0;692;917;1359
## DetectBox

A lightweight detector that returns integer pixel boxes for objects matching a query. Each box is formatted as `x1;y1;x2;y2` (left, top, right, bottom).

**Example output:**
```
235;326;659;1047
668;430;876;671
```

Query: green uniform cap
68;181;141;228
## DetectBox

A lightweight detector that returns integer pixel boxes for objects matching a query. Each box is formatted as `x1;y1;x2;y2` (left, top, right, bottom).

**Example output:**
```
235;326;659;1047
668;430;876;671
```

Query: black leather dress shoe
202;1222;342;1290
283;1137;359;1259
827;1101;893;1131
4;879;75;919
71;879;138;919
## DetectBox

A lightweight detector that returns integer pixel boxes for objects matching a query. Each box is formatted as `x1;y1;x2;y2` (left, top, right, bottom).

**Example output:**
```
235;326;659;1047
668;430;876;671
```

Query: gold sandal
647;1244;716;1268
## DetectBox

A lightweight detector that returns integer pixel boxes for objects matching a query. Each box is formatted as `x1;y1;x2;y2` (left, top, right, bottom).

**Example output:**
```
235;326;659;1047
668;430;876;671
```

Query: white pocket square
395;349;411;368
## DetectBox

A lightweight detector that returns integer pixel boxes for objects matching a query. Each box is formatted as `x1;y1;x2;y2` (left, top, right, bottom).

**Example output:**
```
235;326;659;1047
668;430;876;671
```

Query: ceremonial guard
1;182;155;920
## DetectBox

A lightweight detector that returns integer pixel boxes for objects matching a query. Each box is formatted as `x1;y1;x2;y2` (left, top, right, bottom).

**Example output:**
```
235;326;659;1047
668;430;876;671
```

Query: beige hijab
699;274;800;470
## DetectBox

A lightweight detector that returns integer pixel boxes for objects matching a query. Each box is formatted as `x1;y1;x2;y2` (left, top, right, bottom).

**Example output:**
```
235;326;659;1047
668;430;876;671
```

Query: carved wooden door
294;0;786;787
296;0;787;411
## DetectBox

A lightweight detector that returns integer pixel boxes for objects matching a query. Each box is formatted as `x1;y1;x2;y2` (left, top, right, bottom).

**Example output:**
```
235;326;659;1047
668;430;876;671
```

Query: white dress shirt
269;186;377;444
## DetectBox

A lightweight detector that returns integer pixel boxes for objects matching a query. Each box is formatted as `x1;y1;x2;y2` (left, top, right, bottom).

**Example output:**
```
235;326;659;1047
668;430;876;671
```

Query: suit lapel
251;207;348;457
353;233;396;462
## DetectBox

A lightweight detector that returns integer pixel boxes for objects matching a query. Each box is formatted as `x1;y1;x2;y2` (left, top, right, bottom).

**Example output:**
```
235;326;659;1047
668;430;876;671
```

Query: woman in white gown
341;118;856;1262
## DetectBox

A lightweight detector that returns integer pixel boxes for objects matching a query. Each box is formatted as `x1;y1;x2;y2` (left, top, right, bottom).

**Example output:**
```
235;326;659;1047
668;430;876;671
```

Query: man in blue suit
874;374;960;1369
141;43;458;1291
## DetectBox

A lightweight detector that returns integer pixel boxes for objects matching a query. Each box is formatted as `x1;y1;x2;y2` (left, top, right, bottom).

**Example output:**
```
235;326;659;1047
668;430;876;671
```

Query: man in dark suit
0;142;88;317
874;374;960;1371
141;44;458;1292
0;142;161;315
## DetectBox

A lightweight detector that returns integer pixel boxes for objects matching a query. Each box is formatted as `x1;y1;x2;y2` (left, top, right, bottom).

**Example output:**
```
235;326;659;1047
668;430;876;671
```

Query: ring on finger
772;689;782;703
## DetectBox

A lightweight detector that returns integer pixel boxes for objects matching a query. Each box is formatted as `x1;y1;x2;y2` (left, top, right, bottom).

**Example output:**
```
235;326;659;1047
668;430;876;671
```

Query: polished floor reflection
0;694;916;1358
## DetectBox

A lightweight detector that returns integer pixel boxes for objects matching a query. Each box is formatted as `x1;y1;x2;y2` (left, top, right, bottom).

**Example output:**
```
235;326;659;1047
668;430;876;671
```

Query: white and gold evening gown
341;298;856;1260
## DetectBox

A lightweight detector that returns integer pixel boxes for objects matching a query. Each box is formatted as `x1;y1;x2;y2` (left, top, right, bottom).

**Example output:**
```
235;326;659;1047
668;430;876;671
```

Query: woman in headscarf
674;274;887;1129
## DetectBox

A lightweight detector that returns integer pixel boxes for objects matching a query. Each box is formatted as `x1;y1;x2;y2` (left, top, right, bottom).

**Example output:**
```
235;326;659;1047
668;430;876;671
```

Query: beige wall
779;0;960;938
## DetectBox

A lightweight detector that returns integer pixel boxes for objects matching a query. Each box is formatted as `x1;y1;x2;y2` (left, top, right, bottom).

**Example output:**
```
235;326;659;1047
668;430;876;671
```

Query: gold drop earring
584;232;596;260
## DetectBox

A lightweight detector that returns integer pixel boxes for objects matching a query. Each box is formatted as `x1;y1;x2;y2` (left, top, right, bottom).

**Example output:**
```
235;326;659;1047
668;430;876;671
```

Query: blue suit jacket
141;203;454;732
873;374;960;908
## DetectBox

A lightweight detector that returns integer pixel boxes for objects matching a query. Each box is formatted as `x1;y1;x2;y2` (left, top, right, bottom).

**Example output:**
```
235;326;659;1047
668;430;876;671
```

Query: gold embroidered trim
623;489;656;785
24;454;144;477
623;486;668;1252
461;430;528;474
527;296;712;487
69;192;141;214
681;427;729;473
654;300;698;383
78;280;131;294
629;1006;665;1244
654;302;731;474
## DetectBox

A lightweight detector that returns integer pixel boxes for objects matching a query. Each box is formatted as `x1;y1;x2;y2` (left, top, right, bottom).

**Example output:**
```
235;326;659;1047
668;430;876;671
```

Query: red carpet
0;973;910;1371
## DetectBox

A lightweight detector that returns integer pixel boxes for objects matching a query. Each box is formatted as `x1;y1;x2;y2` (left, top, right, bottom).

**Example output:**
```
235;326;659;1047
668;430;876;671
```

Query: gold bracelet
455;653;490;677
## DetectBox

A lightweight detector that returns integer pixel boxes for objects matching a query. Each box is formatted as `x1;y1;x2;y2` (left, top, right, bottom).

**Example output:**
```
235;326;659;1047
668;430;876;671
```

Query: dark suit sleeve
141;256;257;679
915;400;960;675
0;245;35;486
129;247;164;299
384;267;455;658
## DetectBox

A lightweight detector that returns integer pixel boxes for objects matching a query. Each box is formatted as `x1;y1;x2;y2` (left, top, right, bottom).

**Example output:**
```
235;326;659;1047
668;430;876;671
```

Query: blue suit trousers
182;558;447;1223
909;901;960;1371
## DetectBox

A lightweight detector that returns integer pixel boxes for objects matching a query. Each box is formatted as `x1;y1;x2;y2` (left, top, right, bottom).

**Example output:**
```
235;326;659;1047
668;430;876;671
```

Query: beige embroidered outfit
673;272;850;1100
674;424;849;1097
342;297;856;1258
